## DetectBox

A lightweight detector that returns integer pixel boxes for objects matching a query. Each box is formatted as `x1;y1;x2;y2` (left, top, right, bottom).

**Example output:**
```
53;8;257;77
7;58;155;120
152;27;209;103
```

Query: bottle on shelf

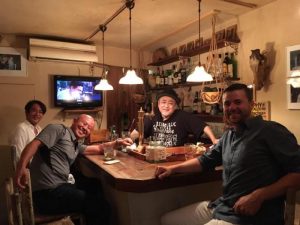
227;53;233;78
192;91;199;114
168;69;173;86
180;59;187;83
223;52;231;78
230;53;238;79
109;125;118;141
200;96;206;114
155;67;161;87
160;68;165;86
172;64;179;84
178;62;182;84
121;112;129;132
162;69;168;86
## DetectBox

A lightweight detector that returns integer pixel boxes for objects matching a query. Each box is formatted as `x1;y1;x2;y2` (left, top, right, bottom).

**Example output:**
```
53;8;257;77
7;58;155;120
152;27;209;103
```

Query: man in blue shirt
156;83;300;225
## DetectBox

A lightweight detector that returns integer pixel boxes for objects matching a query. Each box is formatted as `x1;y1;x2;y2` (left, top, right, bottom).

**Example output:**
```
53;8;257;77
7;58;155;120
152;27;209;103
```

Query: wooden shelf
148;39;240;67
149;77;240;91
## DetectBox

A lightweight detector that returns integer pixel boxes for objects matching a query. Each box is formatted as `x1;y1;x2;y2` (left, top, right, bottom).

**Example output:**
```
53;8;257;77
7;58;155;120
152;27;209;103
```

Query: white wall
0;35;151;146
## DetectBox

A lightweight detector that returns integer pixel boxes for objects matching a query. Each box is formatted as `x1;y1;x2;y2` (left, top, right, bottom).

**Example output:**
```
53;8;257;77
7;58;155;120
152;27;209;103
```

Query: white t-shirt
9;120;42;162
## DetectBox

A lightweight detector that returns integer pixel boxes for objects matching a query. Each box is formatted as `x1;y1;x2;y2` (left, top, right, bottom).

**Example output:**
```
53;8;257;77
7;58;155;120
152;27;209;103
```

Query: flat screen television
53;75;103;109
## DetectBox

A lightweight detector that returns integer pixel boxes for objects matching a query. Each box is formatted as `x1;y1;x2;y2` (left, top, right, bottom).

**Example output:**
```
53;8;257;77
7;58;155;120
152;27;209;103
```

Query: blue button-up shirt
199;116;300;225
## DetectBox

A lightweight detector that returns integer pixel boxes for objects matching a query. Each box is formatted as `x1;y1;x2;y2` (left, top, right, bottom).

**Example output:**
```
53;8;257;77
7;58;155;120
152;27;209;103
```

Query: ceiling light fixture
94;25;113;91
186;0;213;83
119;0;143;85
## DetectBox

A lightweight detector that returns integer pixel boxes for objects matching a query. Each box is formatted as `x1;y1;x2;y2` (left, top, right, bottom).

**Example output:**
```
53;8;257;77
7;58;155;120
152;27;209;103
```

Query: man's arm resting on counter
233;172;300;216
156;158;203;180
83;138;133;155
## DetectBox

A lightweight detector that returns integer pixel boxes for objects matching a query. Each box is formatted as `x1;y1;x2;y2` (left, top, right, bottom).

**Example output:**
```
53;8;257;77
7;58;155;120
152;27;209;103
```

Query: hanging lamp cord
129;8;132;69
126;0;135;70
100;25;107;78
198;0;201;66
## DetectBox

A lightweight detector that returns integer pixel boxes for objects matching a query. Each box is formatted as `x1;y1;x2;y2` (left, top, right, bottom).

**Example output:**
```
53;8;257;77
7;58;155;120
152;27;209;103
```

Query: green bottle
231;53;238;79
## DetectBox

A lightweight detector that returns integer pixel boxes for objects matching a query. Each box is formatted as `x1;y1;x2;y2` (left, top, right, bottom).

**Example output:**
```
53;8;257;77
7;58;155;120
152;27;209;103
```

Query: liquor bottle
162;69;168;86
223;52;231;77
200;96;206;113
109;125;118;141
160;68;164;86
180;60;187;83
178;62;182;84
231;53;238;79
172;64;179;84
227;53;233;78
168;69;173;86
121;112;129;132
155;67;161;87
192;91;199;114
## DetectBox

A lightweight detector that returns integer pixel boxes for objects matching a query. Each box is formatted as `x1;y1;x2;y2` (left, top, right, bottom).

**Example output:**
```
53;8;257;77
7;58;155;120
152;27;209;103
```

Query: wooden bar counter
78;151;223;225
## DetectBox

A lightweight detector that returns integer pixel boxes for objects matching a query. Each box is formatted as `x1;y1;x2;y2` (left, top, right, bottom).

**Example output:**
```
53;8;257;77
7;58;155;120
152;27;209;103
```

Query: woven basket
201;91;222;104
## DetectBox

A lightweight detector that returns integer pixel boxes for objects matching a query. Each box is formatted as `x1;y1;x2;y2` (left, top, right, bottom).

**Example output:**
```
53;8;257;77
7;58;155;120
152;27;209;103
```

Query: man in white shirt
10;100;47;162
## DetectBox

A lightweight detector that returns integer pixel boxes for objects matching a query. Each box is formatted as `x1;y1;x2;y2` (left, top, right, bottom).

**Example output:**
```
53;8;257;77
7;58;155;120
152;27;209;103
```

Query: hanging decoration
200;15;225;104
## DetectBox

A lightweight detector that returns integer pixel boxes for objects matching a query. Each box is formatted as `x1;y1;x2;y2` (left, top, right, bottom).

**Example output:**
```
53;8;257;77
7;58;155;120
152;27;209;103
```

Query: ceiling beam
221;0;257;8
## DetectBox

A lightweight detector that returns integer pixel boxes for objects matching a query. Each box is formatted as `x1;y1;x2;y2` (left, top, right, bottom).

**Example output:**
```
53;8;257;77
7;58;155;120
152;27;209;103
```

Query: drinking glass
184;143;196;161
103;144;116;161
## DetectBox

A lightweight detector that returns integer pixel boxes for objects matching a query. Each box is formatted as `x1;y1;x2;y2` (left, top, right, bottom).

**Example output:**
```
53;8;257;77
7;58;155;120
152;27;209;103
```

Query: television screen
53;75;103;109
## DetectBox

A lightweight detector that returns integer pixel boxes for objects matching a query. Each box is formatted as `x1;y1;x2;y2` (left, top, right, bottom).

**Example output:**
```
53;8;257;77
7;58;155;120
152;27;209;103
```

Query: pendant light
186;0;213;82
119;1;143;85
95;25;114;91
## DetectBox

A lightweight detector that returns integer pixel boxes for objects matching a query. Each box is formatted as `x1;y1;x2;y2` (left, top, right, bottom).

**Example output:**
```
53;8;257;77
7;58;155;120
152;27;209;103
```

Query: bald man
15;114;132;225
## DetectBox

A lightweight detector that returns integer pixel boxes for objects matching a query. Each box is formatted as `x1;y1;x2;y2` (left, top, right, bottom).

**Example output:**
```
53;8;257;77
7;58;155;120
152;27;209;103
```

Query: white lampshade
119;69;143;84
186;65;213;82
94;78;113;90
287;70;300;88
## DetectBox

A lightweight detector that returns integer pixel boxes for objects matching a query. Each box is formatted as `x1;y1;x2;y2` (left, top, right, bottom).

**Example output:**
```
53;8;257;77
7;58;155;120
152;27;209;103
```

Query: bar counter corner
78;151;222;225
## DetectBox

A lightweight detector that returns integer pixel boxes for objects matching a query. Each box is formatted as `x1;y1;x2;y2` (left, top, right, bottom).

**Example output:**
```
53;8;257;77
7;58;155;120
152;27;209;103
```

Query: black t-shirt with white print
144;110;207;147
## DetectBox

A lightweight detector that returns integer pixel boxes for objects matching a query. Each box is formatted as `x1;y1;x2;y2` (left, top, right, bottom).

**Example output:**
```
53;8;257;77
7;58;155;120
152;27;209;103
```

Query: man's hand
15;167;29;190
155;166;173;180
233;192;263;216
116;137;133;147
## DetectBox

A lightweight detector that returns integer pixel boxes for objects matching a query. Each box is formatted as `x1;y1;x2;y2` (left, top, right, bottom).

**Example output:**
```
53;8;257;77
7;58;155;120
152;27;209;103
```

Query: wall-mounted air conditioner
29;38;98;62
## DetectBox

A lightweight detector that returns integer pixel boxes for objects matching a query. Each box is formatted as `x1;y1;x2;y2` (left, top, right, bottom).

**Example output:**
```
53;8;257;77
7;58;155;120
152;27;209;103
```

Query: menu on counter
252;101;270;120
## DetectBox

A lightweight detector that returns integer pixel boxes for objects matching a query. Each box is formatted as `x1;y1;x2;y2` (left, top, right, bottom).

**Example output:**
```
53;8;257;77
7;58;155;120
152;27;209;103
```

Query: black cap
156;89;181;105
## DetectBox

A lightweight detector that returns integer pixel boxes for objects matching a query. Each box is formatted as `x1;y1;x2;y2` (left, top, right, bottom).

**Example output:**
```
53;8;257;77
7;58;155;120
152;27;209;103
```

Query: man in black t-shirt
144;89;218;147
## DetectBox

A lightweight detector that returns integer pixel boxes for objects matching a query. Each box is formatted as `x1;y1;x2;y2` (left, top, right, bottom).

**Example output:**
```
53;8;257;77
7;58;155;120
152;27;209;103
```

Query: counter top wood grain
78;151;222;193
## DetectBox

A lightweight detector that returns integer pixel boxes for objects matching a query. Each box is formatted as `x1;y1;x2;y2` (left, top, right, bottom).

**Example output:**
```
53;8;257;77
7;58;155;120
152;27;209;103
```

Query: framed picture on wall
0;47;27;77
286;44;300;109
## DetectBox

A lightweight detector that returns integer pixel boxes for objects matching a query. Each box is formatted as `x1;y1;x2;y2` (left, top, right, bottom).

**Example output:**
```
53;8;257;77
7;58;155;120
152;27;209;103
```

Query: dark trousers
33;176;110;225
